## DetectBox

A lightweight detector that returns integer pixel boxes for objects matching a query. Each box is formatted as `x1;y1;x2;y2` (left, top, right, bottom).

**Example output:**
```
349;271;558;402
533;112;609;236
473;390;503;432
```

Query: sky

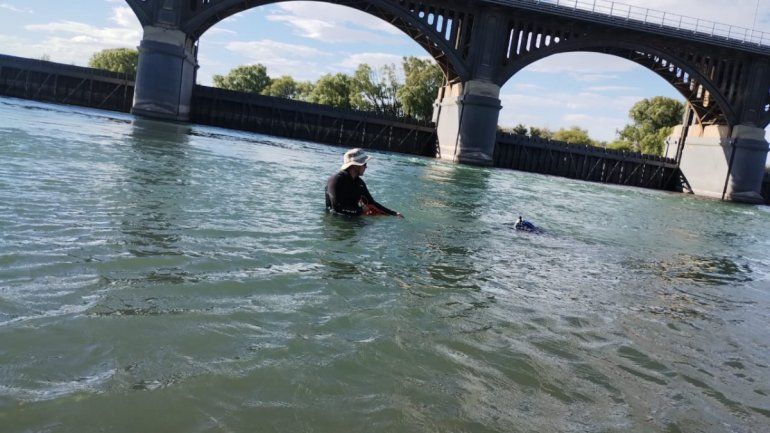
0;0;768;144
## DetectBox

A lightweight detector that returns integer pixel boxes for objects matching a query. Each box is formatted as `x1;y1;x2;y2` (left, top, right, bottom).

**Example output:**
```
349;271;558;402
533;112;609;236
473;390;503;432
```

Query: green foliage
606;140;634;151
552;126;596;147
618;97;684;155
295;81;315;101
499;124;529;135
213;64;271;94
264;75;298;99
529;126;553;140
645;127;674;155
628;97;684;131
308;73;353;109
350;64;401;115
397;56;444;121
511;124;529;135
211;57;444;118
498;97;683;154
88;48;138;75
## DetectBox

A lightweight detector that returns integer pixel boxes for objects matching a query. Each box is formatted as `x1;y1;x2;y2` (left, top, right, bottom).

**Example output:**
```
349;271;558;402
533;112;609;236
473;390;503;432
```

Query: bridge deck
492;0;770;55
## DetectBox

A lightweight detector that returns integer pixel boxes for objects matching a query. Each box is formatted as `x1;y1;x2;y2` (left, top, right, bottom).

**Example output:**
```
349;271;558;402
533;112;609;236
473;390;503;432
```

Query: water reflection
120;118;191;258
321;213;366;244
427;165;490;293
420;163;490;221
318;214;368;281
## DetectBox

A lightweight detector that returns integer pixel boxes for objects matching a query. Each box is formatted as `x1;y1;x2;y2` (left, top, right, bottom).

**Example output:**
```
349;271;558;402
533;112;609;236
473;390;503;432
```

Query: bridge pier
433;6;509;166
667;125;769;203
434;80;502;165
132;26;197;121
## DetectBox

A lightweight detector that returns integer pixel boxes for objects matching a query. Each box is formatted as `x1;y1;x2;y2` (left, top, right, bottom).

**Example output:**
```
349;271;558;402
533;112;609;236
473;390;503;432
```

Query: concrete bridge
125;0;770;203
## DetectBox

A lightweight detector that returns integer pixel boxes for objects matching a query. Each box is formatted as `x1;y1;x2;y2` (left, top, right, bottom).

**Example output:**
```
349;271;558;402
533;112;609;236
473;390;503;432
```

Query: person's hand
396;212;404;219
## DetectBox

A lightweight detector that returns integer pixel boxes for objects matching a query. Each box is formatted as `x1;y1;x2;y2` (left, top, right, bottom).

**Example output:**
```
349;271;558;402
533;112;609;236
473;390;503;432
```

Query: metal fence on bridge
495;0;769;51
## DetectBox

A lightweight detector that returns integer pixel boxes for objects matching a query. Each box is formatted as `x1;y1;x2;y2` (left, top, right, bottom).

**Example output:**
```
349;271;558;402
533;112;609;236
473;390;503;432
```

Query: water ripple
1;97;770;432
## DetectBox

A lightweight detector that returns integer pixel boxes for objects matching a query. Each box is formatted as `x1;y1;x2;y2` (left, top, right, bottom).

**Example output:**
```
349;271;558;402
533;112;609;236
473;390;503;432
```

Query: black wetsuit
325;170;397;216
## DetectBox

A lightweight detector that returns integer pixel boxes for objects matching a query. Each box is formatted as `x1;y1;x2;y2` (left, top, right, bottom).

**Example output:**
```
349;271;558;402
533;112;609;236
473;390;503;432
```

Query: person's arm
330;173;363;216
359;181;401;217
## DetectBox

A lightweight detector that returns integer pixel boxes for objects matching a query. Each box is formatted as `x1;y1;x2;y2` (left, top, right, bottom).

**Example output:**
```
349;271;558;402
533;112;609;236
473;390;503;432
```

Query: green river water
1;97;769;432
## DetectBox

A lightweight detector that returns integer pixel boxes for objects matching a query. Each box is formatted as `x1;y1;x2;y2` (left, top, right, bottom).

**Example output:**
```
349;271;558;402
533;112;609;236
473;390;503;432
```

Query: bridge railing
503;0;767;47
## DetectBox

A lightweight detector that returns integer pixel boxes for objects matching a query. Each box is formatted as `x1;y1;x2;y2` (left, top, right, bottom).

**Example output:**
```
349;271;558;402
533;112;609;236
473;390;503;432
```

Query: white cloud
110;6;138;28
196;53;231;86
500;93;563;110
512;83;543;91
519;53;646;83
585;85;639;93
499;89;648;141
526;52;639;74
338;53;404;70
0;34;37;57
561;114;629;140
617;0;766;31
0;3;32;13
205;28;237;36
17;8;141;65
223;39;333;79
226;39;331;60
277;2;402;35
266;2;404;44
25;20;140;45
573;73;621;83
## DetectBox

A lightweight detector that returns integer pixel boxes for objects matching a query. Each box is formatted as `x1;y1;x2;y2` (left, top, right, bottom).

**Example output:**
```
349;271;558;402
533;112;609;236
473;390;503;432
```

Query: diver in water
514;216;540;233
325;148;403;218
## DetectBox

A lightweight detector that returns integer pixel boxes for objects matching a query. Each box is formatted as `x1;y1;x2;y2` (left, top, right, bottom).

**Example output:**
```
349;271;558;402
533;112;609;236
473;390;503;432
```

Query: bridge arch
178;0;472;83
497;38;738;127
124;0;152;27
126;0;770;203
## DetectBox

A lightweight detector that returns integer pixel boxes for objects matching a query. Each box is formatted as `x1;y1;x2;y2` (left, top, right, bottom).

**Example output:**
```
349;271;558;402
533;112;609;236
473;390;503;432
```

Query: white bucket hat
340;148;372;171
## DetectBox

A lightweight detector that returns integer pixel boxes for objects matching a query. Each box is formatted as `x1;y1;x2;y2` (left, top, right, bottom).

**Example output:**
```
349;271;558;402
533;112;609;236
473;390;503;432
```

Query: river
1;97;769;432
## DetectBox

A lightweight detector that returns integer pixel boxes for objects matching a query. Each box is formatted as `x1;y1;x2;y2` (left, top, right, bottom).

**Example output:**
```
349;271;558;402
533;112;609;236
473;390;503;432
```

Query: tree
264;75;298;99
511;124;529;135
308;73;353;109
617;96;684;155
397;56;444;121
529;126;553;139
499;124;528;135
88;48;138;75
350;63;401;115
628;96;684;131
606;140;634;151
213;64;271;94
552;126;596;146
295;81;315;101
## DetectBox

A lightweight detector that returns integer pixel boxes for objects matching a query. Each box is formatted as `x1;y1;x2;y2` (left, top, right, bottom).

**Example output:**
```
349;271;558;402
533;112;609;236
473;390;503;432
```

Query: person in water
325;148;403;218
514;215;539;232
